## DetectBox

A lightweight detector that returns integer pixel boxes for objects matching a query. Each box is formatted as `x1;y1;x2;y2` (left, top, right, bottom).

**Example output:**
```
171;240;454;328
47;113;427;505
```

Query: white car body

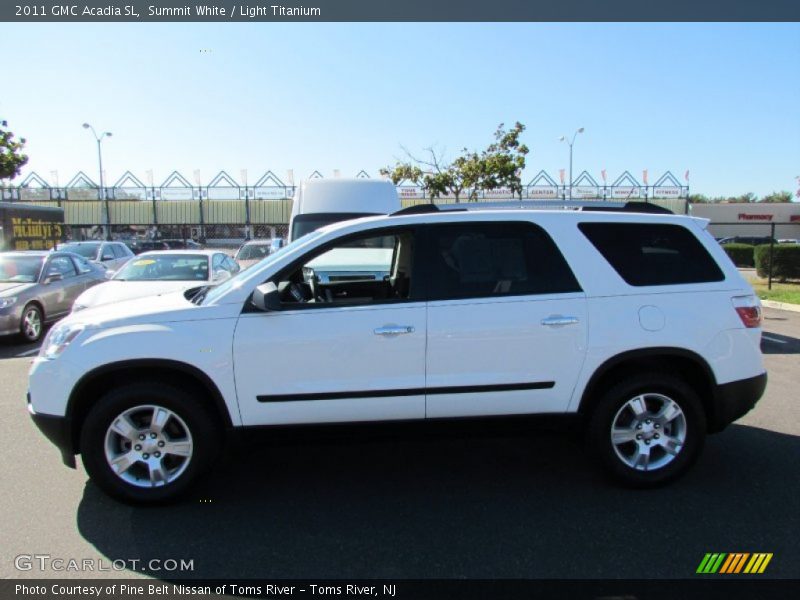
28;207;767;502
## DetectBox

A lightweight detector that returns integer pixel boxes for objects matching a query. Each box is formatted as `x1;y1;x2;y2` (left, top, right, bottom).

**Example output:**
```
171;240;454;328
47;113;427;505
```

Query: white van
288;178;401;241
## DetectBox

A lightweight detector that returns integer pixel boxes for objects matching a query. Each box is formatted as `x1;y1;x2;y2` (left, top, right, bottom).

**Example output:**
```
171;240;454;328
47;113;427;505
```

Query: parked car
71;250;240;312
778;238;799;244
28;205;766;504
55;241;135;273
234;238;285;270
718;236;777;246
0;251;105;342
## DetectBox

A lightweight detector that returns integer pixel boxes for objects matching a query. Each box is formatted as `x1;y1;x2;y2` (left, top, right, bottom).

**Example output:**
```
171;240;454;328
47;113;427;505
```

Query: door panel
425;294;587;418
234;303;426;426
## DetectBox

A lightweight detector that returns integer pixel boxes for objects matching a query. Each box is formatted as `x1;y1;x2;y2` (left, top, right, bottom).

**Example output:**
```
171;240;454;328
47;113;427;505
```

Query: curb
761;299;800;313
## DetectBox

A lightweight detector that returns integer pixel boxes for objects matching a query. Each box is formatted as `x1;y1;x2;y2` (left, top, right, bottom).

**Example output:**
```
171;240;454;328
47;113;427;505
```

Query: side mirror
44;272;63;284
251;282;281;312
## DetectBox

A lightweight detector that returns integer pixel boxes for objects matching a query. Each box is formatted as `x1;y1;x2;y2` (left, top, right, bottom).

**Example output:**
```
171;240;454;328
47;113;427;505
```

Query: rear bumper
27;394;76;468
709;371;767;432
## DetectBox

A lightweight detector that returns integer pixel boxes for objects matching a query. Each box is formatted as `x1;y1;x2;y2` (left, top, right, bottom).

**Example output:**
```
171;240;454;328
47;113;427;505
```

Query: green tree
0;120;29;180
759;190;792;203
688;193;710;204
381;122;529;202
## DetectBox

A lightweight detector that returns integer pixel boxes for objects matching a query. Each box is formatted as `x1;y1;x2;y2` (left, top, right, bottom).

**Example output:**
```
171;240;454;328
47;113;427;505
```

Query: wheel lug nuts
150;433;157;439
154;451;161;458
138;434;145;440
134;444;142;451
655;434;660;439
645;440;651;445
142;453;150;459
636;424;642;430
636;434;642;440
646;419;651;424
654;424;660;429
158;441;165;447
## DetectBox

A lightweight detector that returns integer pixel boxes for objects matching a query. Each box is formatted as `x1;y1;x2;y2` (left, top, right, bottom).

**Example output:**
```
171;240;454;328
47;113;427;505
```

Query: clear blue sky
2;22;798;197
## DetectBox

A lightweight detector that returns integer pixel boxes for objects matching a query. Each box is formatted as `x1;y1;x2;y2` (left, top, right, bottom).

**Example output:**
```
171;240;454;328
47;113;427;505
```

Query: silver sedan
0;251;106;343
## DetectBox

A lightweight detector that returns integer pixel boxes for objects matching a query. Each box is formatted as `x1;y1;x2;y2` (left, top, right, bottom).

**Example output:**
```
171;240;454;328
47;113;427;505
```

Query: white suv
28;205;767;503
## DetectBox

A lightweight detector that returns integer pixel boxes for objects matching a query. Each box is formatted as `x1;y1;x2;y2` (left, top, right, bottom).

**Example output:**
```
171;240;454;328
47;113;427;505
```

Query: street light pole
82;123;112;240
559;127;584;201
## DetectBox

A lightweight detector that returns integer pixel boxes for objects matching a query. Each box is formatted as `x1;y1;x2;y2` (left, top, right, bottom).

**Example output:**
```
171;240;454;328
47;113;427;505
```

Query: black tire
80;382;221;505
587;373;706;487
19;303;44;343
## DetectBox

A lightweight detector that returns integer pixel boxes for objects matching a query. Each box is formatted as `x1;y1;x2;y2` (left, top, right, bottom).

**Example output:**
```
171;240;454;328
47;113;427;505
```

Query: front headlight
40;324;85;359
0;296;18;309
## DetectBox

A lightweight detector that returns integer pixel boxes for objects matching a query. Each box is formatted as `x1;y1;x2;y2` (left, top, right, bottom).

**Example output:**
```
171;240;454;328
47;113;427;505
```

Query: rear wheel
19;303;43;343
80;382;221;504
587;373;706;487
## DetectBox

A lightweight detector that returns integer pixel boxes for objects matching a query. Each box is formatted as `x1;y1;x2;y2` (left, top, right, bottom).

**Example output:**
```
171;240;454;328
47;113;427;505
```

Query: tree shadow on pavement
76;424;800;580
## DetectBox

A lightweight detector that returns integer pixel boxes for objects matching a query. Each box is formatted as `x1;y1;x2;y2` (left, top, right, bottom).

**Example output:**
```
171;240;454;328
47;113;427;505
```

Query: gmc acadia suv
28;206;767;503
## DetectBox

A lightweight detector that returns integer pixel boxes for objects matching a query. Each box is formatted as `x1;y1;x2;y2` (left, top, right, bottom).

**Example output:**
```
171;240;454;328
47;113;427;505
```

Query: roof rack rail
390;200;673;216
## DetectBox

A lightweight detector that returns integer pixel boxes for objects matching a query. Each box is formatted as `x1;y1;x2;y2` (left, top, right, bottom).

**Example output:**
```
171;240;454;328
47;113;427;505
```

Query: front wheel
19;303;43;342
587;373;706;487
80;382;221;504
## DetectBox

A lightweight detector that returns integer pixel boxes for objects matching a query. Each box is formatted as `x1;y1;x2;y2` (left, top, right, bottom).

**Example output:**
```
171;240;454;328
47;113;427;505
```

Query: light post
82;123;112;240
559;127;584;201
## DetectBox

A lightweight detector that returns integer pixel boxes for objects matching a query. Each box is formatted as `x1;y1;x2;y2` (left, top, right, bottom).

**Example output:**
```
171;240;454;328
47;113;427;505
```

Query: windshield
236;244;271;261
201;231;323;305
113;254;209;281
291;212;378;241
0;255;45;283
58;243;101;259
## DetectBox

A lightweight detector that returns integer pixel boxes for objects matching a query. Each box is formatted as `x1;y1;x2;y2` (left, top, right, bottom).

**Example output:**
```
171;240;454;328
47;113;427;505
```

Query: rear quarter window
578;222;725;286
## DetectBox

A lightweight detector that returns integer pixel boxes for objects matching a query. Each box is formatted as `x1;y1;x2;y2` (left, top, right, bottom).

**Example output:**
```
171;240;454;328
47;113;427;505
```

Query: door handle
541;315;579;327
374;325;415;336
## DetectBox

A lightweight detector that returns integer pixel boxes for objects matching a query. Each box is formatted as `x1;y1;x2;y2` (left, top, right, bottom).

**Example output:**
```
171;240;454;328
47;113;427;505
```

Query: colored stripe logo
696;553;773;574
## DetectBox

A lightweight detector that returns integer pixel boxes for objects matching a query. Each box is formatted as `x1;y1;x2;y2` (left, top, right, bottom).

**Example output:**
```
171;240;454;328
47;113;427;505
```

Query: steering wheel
288;282;311;303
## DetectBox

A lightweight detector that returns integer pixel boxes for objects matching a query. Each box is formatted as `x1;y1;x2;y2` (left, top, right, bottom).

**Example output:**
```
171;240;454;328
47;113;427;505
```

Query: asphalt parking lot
0;308;798;581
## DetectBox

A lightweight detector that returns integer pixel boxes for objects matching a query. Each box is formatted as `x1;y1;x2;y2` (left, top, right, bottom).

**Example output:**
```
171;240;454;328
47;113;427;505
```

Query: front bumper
709;371;768;432
27;395;76;468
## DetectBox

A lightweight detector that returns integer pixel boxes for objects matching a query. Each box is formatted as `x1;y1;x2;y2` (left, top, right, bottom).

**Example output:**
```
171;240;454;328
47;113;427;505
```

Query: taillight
732;295;762;328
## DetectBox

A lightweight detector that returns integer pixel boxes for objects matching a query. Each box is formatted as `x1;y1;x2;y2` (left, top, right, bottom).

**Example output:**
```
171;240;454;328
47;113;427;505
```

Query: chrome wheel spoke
110;415;138;441
632;444;651;470
628;395;648;416
612;427;637;445
148;461;168;486
110;452;137;474
657;399;683;424
163;440;192;457
659;435;683;455
150;407;171;435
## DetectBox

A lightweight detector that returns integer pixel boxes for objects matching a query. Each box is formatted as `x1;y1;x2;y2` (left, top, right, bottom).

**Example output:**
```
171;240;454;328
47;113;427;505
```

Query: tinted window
427;222;581;301
111;244;126;258
579;223;724;286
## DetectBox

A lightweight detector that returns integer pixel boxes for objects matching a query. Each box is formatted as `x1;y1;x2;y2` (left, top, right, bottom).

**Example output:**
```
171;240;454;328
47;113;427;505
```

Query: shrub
722;243;755;268
755;244;800;281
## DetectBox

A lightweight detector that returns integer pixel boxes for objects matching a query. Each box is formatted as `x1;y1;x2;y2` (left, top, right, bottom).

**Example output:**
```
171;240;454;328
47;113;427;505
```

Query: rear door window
426;221;581;301
579;222;724;286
